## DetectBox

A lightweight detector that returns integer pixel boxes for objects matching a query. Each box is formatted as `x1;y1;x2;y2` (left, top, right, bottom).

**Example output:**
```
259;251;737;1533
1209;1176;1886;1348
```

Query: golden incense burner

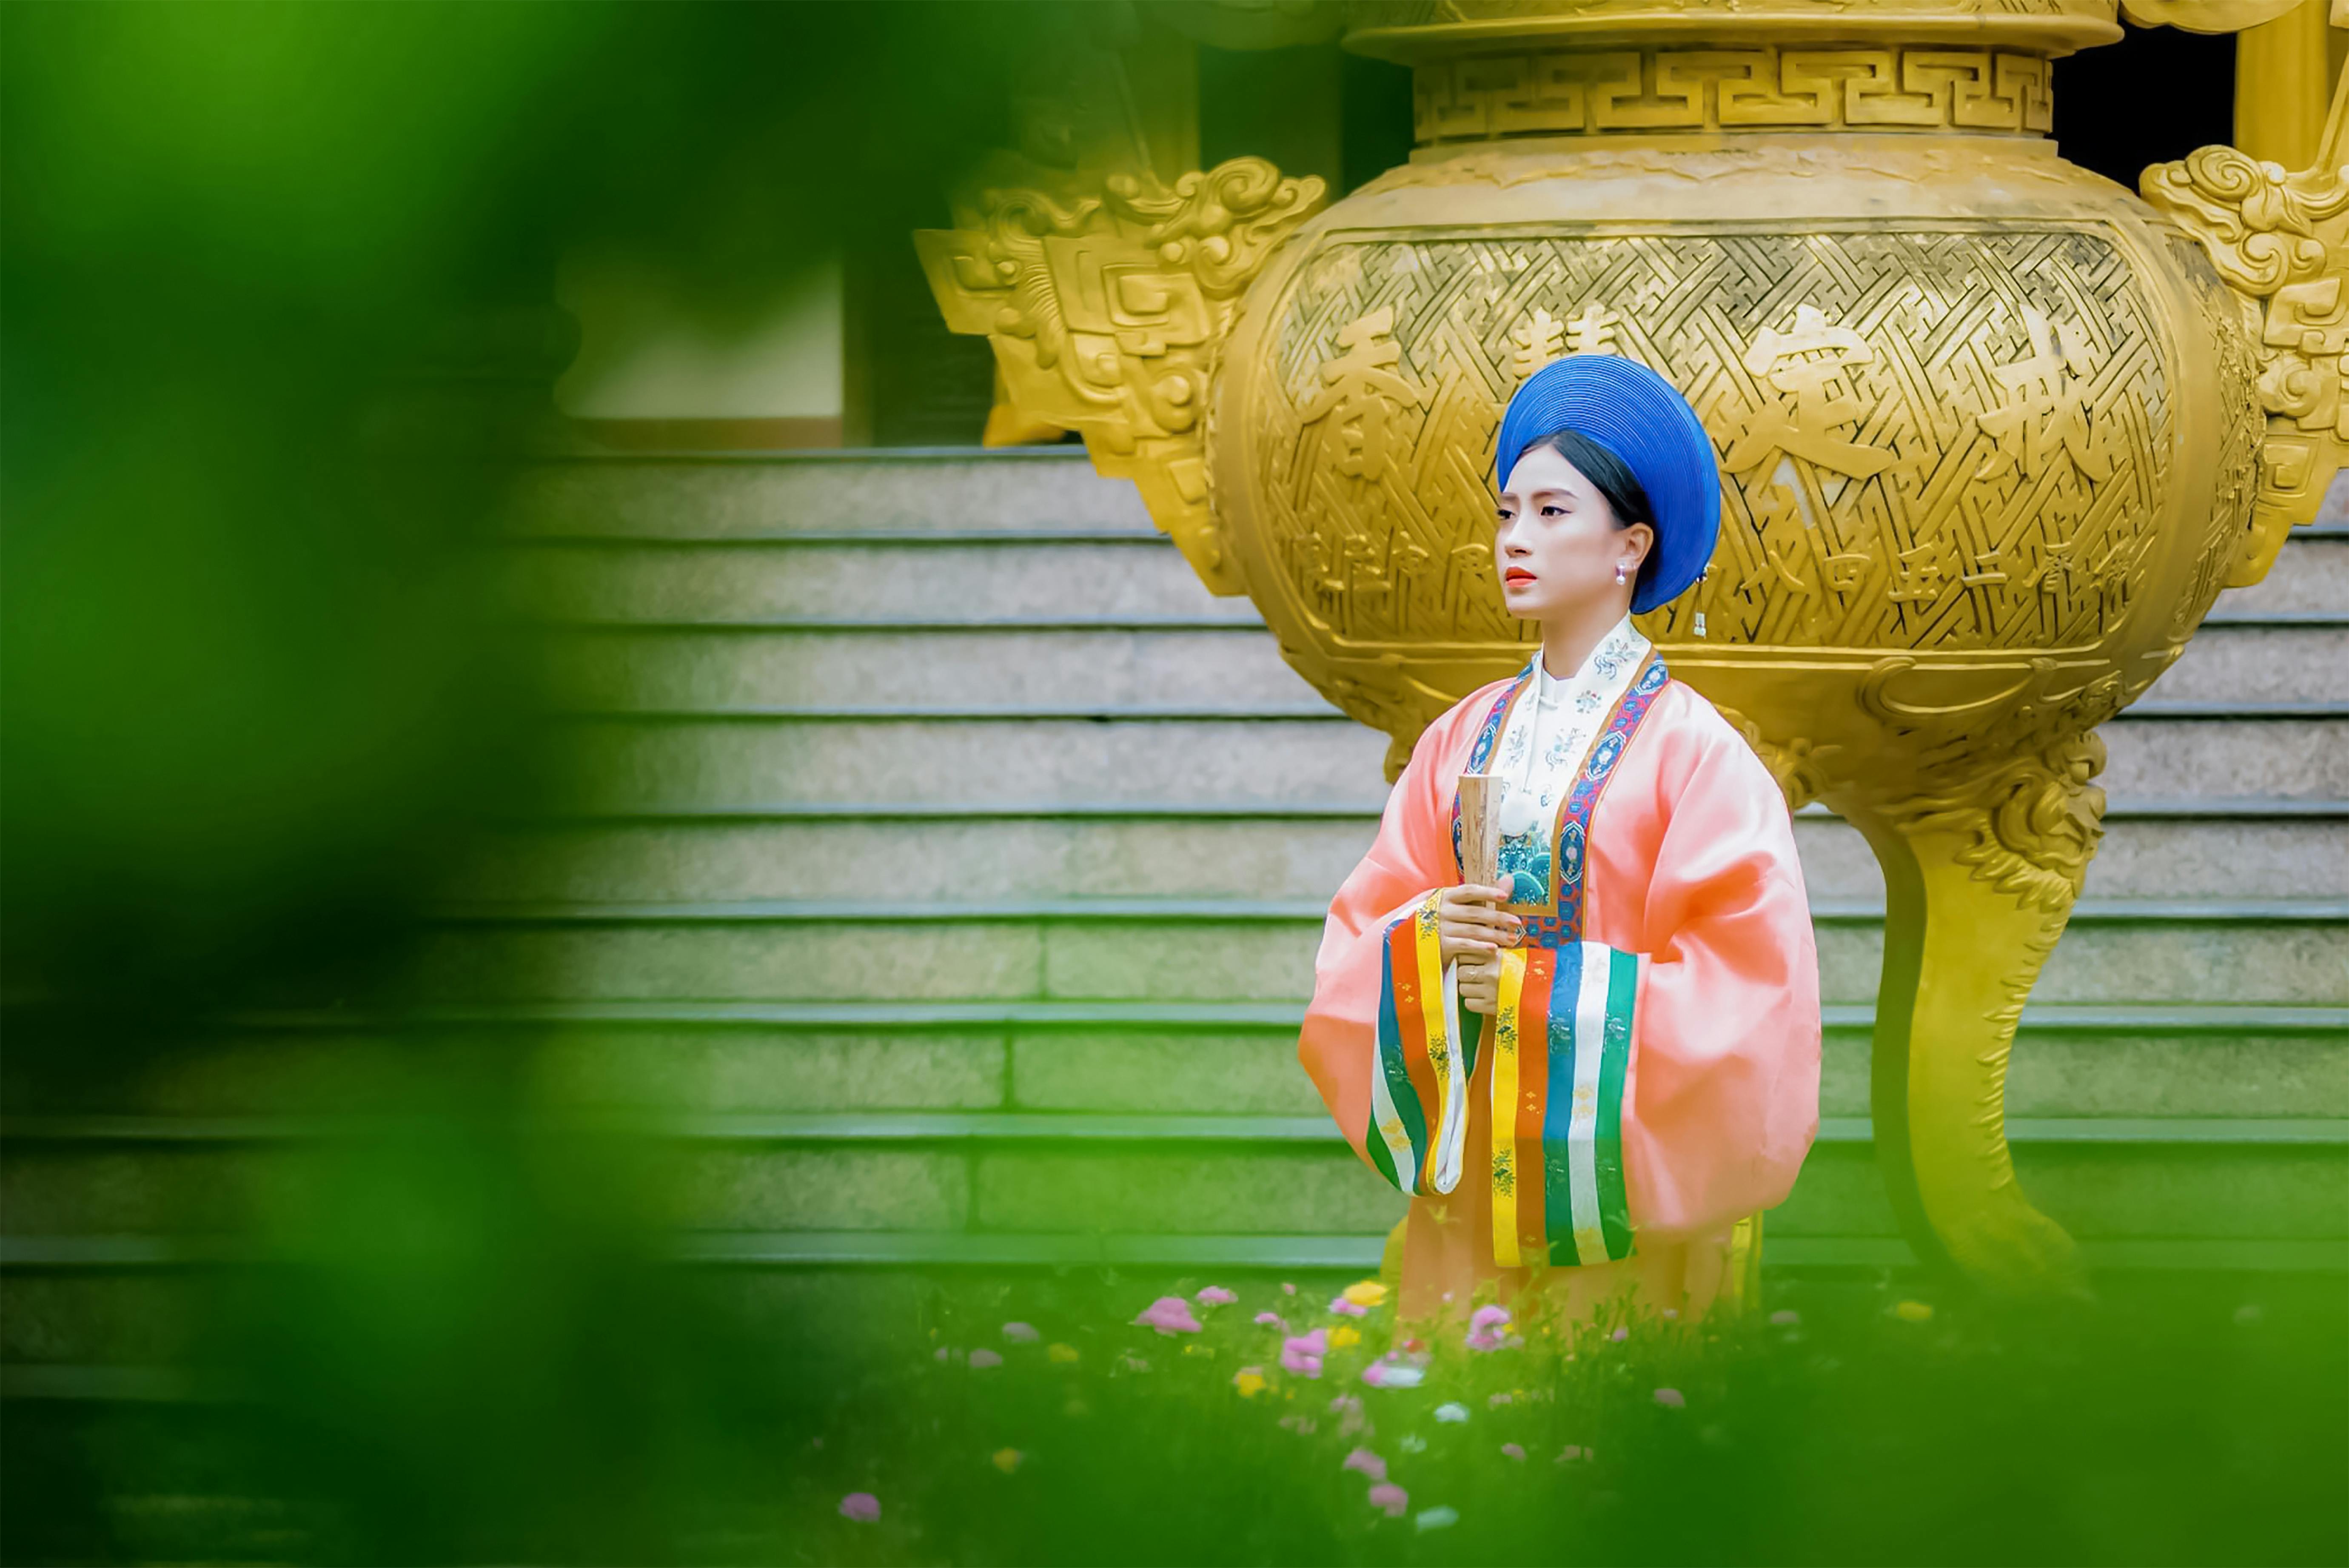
921;0;2348;1290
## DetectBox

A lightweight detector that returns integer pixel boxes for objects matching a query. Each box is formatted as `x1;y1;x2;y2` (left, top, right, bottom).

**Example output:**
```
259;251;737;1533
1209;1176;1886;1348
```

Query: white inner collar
1490;615;1651;847
1532;615;1640;701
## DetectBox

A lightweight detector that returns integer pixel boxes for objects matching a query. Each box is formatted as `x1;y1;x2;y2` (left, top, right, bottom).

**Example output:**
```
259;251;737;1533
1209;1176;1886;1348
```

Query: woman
1298;354;1821;1328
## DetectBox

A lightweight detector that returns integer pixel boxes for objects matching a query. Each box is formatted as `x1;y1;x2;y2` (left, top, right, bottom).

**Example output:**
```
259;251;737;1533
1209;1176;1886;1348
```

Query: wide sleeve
1618;722;1822;1247
1298;714;1480;1197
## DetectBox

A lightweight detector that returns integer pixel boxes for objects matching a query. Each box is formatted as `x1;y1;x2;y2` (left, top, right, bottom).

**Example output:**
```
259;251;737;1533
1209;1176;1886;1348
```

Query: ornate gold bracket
916;159;1326;593
2143;64;2349;586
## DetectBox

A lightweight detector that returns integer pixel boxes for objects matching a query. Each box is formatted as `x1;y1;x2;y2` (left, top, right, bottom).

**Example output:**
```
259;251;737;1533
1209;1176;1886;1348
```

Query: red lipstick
1503;567;1536;586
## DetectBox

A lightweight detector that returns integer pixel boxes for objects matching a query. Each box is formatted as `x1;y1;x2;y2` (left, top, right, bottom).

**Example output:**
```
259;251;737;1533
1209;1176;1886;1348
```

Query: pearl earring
1614;562;1629;585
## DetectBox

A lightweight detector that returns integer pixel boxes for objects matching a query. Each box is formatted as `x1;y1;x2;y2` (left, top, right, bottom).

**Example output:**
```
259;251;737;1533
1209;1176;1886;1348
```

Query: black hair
1519;427;1656;602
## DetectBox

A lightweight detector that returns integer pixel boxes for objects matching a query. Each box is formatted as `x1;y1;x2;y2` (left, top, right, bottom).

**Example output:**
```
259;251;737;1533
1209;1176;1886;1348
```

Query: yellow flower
1327;1325;1362;1349
1233;1369;1268;1399
1342;1280;1389;1308
992;1448;1023;1474
1048;1343;1081;1363
1183;1342;1216;1357
1893;1300;1935;1323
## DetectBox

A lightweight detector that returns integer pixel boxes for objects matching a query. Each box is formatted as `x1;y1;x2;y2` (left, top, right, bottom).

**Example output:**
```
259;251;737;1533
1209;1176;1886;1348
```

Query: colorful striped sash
1364;650;1667;1269
1367;891;1478;1197
1487;941;1638;1266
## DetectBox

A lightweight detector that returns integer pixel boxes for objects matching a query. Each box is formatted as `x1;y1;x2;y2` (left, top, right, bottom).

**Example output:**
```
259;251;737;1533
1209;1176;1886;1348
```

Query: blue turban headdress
1494;354;1722;615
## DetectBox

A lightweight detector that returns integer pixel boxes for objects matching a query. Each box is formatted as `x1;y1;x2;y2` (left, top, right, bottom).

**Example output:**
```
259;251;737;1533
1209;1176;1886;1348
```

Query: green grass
8;1265;2345;1565
767;1271;2348;1567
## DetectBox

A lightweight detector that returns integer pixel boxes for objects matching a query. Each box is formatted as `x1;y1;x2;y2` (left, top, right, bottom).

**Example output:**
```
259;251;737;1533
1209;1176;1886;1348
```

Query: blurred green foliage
0;0;1069;1021
830;1272;2349;1567
0;4;1080;1560
12;1267;2347;1563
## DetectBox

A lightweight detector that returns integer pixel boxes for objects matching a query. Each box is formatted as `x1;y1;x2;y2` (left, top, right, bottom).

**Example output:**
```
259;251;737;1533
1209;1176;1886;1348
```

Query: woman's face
1494;442;1653;622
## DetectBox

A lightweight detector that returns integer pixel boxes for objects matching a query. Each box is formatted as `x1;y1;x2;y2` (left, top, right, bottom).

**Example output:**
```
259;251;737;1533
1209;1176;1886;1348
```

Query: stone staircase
5;447;2344;1382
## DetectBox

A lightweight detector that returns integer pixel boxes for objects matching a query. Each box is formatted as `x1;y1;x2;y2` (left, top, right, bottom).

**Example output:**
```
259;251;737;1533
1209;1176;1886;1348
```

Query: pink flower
1368;1482;1409;1518
968;1349;1002;1369
1280;1328;1328;1378
839;1492;880;1522
1466;1303;1512;1351
1002;1321;1040;1342
1196;1285;1237;1306
1281;1282;1298;1295
1610;1326;1629;1343
1342;1447;1388;1482
1488;1392;1514;1407
1133;1296;1203;1336
1254;1311;1287;1329
1328;1393;1371;1437
1654;1387;1685;1408
1360;1357;1424;1389
1329;1294;1369;1317
1502;1442;1526;1461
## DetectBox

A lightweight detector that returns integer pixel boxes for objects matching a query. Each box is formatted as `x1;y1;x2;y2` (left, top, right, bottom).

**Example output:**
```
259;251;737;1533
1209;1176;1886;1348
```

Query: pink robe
1299;661;1821;1327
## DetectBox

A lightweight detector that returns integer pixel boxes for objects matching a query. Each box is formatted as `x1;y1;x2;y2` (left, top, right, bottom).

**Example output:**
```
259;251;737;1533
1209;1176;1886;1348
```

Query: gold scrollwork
1414;46;2055;141
2140;70;2349;587
1891;730;2110;911
918;158;1327;592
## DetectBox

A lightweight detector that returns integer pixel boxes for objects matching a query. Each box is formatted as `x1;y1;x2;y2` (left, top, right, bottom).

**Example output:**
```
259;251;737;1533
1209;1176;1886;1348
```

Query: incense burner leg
1836;736;2109;1295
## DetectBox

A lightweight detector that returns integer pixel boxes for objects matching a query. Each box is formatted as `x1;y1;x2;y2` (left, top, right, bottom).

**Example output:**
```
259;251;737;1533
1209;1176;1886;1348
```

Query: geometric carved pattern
1257;224;2173;656
1417;46;2055;141
2164;231;2271;643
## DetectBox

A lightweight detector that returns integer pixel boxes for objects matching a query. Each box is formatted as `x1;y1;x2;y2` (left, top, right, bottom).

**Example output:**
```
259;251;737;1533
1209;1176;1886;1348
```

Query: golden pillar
921;0;2348;1293
2234;0;2340;167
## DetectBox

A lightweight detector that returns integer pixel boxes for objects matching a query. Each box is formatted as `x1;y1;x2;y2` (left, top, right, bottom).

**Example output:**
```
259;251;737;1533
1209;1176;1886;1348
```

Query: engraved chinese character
1974;307;2110;484
1890;537;1956;603
1823;551;1871;593
1563;304;1617;356
1722;305;1897;480
1300;304;1425;482
1511;308;1567;378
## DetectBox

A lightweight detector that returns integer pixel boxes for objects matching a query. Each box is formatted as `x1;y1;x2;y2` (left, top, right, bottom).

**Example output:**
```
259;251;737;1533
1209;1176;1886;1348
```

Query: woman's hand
1438;882;1520;1015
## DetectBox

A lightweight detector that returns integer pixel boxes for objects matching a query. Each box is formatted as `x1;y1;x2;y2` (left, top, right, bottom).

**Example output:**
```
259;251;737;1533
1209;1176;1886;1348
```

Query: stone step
2141;615;2349;705
539;713;1391;811
496;447;1151;541
520;613;2349;713
3;1114;2338;1245
495;528;2348;647
2210;526;2349;617
499;536;1254;624
449;800;2349;904
534;706;2349;813
526;624;1317;712
405;898;2349;1007
10;1002;2343;1123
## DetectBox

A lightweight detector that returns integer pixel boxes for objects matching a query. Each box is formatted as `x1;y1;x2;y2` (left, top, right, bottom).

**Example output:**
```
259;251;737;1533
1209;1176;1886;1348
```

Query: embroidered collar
1530;616;1646;703
1451;615;1665;937
1492;617;1651;843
